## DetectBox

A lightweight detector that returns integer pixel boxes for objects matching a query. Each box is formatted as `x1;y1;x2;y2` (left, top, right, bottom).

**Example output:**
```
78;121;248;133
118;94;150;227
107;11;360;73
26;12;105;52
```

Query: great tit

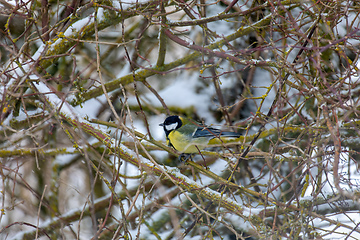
160;115;241;154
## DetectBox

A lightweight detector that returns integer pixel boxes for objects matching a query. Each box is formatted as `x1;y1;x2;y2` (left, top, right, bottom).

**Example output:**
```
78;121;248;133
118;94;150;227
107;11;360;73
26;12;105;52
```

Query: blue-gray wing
192;127;240;138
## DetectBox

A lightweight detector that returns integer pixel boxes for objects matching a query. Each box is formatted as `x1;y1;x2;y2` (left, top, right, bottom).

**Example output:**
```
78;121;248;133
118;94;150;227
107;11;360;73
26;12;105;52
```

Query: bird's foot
179;153;193;162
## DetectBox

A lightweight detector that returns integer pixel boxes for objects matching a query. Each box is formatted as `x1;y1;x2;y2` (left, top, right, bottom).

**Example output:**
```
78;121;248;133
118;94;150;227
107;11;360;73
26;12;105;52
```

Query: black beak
159;123;163;126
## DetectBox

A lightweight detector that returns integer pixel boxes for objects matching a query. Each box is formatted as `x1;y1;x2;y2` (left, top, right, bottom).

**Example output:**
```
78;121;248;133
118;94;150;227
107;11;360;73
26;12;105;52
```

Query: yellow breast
168;130;209;153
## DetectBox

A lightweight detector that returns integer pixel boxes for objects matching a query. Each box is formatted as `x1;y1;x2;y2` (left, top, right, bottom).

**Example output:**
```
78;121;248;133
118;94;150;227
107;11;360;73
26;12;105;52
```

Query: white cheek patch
165;122;178;131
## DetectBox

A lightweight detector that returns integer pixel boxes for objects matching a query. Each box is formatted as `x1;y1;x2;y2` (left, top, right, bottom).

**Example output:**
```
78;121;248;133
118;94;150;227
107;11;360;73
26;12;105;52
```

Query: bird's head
160;115;183;136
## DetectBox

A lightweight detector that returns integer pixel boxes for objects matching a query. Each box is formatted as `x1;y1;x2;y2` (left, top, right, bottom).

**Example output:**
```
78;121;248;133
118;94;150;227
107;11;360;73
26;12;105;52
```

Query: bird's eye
165;122;178;131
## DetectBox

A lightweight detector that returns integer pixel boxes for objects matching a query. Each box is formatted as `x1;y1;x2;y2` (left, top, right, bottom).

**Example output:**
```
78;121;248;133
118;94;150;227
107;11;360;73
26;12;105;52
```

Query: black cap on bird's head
160;115;183;136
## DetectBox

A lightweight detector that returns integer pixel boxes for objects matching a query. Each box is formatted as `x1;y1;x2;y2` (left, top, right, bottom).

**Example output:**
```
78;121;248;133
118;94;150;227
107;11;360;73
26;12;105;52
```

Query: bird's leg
179;153;193;162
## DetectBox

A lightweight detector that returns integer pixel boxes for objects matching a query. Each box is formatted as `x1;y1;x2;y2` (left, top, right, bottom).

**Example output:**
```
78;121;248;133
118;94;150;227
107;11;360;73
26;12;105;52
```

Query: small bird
160;115;240;157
